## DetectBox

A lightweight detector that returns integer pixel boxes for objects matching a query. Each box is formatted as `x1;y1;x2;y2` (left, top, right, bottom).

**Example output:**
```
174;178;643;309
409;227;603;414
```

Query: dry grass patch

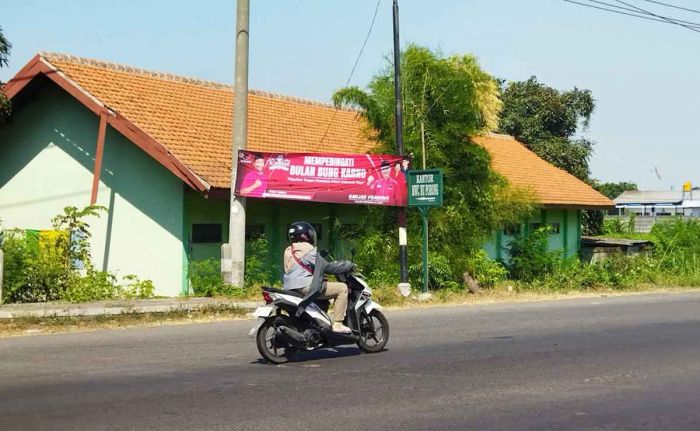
0;305;252;337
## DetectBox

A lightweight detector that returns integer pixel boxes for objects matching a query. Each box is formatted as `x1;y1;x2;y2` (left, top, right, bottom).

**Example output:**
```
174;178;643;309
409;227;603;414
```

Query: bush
120;275;156;299
464;249;508;288
409;252;461;290
63;270;117;302
1;229;73;303
188;236;275;297
189;258;235;296
507;227;561;281
244;235;278;288
0;206;155;303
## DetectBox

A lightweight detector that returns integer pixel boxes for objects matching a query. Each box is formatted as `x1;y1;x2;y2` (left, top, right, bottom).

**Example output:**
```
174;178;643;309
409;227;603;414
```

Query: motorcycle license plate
253;306;273;317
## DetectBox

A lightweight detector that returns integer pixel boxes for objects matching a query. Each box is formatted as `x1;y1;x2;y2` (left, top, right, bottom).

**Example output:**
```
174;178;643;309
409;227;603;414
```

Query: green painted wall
0;81;185;296
485;208;581;262
184;193;364;280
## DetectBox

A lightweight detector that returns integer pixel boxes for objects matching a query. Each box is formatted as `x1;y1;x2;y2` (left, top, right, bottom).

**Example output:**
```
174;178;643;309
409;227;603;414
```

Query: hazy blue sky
1;0;698;190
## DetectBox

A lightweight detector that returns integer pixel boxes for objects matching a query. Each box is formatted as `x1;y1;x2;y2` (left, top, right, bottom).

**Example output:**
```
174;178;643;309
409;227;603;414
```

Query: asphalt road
2;292;700;431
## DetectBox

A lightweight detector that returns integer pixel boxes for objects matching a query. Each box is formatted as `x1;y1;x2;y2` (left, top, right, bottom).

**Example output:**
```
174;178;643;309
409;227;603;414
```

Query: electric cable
562;0;700;29
614;0;700;32
316;0;382;150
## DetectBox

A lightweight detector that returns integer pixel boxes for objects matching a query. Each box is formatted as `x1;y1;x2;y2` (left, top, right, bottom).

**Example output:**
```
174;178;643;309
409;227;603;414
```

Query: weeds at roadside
0;305;252;337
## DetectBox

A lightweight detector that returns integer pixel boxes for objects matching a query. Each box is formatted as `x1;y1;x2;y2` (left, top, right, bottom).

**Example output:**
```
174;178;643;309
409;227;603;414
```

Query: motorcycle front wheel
357;309;389;353
256;316;297;364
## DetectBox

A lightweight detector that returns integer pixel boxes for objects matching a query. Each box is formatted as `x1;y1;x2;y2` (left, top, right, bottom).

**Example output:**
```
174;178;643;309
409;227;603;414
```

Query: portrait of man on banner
238;153;269;198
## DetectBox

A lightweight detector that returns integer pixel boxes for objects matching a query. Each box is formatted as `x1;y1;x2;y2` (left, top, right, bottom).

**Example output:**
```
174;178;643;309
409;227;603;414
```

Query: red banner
235;150;410;206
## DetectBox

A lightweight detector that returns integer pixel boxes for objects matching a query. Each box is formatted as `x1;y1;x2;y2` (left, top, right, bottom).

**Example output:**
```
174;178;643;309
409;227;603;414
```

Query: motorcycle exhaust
276;325;308;348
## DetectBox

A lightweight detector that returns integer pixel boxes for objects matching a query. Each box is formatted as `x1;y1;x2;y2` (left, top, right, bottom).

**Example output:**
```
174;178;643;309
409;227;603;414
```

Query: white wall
0;82;185;296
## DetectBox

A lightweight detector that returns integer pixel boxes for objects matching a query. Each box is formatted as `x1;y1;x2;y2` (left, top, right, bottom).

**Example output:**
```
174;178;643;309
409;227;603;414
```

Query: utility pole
393;0;411;296
222;0;250;287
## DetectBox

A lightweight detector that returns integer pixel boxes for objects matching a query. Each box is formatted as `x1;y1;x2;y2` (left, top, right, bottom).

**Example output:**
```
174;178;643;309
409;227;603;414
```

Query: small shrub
120;275;155;299
244;235;278;288
507;227;561;281
463;249;507;288
189;258;235;296
63;270;117;302
409;252;461;290
1;206;155;303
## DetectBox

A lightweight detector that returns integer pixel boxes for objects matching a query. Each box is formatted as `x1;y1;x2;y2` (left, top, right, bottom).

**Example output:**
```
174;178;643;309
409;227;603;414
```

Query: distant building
614;190;700;216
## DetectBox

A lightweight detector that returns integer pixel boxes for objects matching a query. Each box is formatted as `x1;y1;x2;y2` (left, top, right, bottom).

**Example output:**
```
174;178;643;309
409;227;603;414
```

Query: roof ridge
39;51;359;112
481;132;516;140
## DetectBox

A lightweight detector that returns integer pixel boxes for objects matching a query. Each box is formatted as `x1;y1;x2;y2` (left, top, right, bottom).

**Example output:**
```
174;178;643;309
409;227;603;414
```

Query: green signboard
407;169;443;207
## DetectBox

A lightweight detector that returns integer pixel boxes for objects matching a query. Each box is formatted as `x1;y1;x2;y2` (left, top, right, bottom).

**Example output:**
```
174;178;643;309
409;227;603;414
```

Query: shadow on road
251;346;385;365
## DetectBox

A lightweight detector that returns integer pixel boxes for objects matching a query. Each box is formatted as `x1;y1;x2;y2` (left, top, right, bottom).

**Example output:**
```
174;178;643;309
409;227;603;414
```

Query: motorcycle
251;270;389;364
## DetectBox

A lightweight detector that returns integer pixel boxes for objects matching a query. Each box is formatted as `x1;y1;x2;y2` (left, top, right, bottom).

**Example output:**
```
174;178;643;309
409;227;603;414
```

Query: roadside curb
0;298;261;319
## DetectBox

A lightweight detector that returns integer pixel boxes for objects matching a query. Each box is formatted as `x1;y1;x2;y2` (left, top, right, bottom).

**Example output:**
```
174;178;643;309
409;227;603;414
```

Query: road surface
2;292;700;430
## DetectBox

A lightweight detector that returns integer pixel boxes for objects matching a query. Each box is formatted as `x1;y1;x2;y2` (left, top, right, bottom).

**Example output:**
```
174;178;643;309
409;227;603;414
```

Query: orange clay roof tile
37;53;612;208
41;53;375;188
471;134;613;208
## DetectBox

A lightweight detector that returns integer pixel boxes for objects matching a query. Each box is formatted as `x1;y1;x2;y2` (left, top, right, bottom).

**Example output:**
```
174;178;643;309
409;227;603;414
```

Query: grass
371;282;700;308
0;304;252;337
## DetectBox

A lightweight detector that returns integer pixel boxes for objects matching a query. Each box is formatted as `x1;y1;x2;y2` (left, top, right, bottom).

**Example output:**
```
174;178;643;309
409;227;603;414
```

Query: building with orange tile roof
1;53;611;294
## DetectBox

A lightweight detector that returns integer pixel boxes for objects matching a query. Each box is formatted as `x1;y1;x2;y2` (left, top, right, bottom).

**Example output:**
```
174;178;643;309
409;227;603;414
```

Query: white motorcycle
252;271;389;364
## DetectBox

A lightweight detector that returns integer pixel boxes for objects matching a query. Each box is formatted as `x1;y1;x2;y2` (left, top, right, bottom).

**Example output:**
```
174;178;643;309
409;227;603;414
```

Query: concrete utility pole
393;0;411;296
222;0;250;287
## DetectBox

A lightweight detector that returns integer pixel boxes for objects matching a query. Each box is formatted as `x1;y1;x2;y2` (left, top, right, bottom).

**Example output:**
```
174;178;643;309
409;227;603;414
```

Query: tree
594;181;638;200
499;77;606;234
333;45;535;282
499;76;595;181
0;26;11;124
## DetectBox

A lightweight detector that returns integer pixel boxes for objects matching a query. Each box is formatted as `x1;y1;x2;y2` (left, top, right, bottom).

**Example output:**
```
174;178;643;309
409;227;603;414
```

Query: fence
606;215;699;233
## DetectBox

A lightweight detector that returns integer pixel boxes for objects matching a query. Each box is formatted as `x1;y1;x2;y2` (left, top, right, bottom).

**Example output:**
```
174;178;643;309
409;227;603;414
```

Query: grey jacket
282;243;355;309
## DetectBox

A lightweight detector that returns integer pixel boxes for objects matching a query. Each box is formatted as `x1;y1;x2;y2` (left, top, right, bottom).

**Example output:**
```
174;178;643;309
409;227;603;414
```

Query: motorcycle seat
261;286;304;298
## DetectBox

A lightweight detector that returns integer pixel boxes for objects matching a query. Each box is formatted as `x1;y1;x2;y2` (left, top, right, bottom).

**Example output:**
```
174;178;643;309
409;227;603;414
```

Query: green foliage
582;210;605;236
603;215;636;235
63;270;117;303
188;237;275;297
244;235;278;288
594;181;638;200
651;218;700;282
120;275;156;299
464;249;508;288
0;206;154;303
51;205;106;269
0;26;11;124
499;77;606;234
499;76;595;181
189;258;235;296
409;252;461;291
521;255;658;292
507;227;561;281
333;45;535;288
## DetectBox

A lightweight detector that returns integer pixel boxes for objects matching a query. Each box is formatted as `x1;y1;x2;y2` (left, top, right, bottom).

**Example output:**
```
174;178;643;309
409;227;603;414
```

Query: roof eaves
7;54;210;193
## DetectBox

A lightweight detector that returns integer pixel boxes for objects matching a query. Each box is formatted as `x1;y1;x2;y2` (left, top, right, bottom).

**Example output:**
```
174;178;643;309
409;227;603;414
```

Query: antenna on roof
650;166;662;180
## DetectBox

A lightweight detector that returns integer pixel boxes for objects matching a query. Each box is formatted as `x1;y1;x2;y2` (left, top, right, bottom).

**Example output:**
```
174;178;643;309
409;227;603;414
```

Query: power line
639;0;700;15
586;0;700;26
562;0;700;29
316;0;382;150
615;0;700;32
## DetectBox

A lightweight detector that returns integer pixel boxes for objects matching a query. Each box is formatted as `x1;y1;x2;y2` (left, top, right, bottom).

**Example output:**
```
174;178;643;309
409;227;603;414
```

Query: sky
1;0;698;191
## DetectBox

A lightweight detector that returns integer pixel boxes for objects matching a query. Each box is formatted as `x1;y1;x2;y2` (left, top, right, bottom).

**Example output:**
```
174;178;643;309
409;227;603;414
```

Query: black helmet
288;221;317;246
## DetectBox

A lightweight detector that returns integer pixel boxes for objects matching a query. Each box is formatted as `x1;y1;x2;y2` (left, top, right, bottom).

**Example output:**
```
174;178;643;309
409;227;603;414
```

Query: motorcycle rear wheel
357;309;389;353
256;316;297;364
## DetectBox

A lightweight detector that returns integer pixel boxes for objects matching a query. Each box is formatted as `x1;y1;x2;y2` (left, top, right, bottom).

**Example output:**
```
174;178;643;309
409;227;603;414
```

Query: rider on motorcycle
284;221;354;334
